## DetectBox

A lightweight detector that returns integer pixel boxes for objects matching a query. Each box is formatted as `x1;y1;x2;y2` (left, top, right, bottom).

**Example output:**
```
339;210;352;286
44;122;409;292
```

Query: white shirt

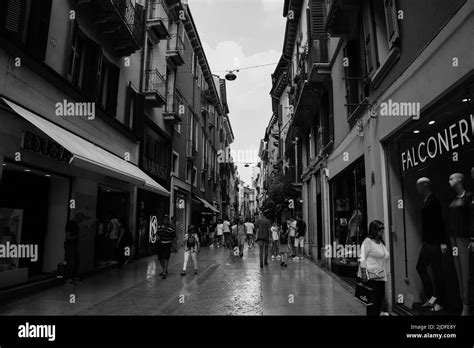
289;221;297;237
358;238;390;281
244;222;255;234
223;220;231;233
271;226;279;241
216;223;224;236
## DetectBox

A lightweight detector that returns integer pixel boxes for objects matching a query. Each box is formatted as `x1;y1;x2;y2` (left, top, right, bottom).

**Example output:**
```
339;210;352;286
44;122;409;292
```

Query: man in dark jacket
255;211;271;268
64;212;85;285
416;177;447;312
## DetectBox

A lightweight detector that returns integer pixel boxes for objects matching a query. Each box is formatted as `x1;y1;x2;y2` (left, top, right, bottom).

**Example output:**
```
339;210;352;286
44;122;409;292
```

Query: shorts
157;242;172;260
294;237;304;248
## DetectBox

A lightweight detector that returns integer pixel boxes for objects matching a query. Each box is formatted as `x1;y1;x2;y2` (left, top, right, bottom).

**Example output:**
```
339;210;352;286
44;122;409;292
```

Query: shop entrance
95;186;129;266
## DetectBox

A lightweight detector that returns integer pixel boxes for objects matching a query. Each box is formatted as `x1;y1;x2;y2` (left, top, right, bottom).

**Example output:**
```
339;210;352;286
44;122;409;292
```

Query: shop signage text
401;114;474;172
142;156;169;182
21;131;73;163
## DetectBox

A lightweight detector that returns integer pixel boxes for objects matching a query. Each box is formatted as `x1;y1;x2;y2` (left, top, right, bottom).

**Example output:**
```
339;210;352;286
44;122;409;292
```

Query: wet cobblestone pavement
0;244;364;315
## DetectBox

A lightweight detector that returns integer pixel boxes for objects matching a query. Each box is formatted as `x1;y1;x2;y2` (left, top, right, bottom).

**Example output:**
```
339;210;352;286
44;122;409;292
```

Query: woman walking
216;219;224;247
181;225;200;275
279;223;290;267
358;220;390;316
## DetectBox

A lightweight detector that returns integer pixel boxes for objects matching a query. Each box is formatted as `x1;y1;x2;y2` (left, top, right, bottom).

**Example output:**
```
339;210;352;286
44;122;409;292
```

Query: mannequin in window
448;173;472;315
346;204;363;245
415;177;447;312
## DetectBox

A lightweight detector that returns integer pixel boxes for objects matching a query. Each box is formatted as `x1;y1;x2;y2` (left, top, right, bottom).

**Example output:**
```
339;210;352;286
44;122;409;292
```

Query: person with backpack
294;215;307;261
107;215;121;264
181;225;200;276
279;223;290;267
236;218;246;257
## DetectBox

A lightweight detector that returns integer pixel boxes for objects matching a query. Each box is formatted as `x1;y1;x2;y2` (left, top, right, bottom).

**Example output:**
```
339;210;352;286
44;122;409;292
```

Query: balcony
162;93;182;123
186;139;197;160
144;69;166;106
90;0;144;57
166;33;185;67
325;0;361;36
308;38;331;85
147;0;169;43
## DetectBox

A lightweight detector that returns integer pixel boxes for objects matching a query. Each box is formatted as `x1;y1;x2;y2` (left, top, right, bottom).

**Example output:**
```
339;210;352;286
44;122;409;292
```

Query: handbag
367;267;386;280
355;277;375;306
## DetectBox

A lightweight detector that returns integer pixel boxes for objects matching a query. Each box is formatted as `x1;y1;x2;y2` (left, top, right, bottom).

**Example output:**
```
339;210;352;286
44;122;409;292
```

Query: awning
193;194;219;214
2;98;170;197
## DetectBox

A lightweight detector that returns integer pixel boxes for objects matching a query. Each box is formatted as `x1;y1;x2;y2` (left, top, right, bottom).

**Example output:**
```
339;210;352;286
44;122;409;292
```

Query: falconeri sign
401;114;474;172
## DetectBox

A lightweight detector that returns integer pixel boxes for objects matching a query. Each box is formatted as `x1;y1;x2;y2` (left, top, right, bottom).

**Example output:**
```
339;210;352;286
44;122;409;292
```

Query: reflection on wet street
0;245;364;315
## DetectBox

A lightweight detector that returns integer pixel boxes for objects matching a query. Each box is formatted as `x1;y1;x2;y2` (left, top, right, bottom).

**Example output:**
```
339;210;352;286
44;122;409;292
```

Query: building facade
263;0;474;315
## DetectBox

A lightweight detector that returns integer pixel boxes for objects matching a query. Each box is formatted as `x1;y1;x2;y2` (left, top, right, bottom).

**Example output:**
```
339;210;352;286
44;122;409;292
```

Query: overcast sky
189;0;286;185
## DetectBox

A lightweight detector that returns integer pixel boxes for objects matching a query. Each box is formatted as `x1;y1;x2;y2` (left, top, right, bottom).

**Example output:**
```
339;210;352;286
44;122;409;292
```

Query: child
279;224;290;267
181;225;200;275
271;222;279;260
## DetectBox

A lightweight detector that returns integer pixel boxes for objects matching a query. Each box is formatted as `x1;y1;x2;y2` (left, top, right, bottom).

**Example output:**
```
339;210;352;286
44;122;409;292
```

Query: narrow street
0;245;363;316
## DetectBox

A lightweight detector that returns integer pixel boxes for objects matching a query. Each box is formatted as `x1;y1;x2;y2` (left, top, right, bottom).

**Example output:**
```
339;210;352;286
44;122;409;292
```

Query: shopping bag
355;277;374;306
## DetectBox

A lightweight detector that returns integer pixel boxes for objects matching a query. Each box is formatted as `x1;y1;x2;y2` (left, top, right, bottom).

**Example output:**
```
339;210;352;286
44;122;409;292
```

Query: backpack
280;229;288;244
187;234;196;248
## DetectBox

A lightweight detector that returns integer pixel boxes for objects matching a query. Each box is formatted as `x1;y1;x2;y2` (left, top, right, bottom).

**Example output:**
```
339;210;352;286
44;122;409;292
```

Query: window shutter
26;0;52;60
309;0;325;38
1;0;25;39
384;0;400;49
362;1;377;77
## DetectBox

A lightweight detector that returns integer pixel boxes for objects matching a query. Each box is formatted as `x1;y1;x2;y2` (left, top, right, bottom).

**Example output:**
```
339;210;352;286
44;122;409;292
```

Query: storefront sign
21;131;73;163
142;156;169;181
149;215;157;244
401;114;474;172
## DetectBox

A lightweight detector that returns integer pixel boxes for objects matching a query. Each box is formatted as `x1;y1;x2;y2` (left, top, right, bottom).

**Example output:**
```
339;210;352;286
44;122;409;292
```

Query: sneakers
431;304;444;312
380;311;390;316
271;255;275;260
276;255;281;260
293;257;299;261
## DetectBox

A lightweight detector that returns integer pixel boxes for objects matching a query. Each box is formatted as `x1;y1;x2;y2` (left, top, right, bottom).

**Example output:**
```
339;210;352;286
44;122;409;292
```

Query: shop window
125;85;136;130
330;157;367;250
0;0;52;61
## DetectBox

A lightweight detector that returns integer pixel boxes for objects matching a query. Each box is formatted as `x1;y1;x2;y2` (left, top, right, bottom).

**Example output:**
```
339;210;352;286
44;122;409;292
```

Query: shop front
0;97;169;290
384;80;474;314
329;157;368;285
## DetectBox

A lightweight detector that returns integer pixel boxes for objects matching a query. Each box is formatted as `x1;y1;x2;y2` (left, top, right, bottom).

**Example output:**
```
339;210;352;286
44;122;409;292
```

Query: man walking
255;211;271;268
294;215;306;260
64;212;85;285
288;217;297;258
223;217;231;249
156;215;176;279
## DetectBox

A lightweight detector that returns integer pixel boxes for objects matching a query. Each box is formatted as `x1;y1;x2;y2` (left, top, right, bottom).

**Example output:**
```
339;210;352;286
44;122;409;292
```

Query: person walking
294;216;306;261
236;218;246;257
223;217;231;249
181;225;200;275
271;222;280;260
288;217;297;258
198;218;208;247
156;215;176;279
64;213;85;285
358;220;390;316
279;223;290;267
244;218;255;249
216;219;224;248
256;211;271;268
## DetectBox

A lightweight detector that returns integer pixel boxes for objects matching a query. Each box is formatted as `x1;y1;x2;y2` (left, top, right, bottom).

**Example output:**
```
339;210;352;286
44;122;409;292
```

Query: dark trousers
416;242;445;306
64;243;80;279
259;239;269;265
469;250;474;308
366;280;385;316
223;233;231;248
